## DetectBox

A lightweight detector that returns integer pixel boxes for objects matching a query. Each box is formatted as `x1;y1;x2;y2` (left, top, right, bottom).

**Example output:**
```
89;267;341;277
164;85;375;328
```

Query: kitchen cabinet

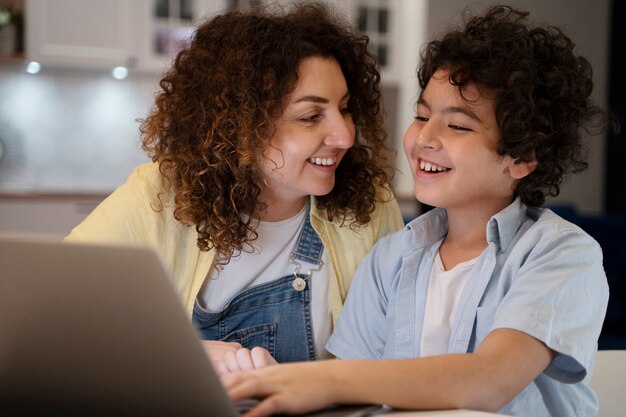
133;0;226;73
24;0;251;73
24;0;227;72
0;194;105;237
26;0;137;69
23;0;402;75
353;0;400;83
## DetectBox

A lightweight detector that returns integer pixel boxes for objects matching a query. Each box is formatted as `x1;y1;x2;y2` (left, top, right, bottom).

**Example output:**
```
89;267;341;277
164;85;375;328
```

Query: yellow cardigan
66;163;404;321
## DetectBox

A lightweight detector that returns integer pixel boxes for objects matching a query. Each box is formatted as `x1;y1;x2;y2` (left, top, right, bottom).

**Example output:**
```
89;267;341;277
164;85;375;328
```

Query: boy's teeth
310;157;335;166
419;161;448;172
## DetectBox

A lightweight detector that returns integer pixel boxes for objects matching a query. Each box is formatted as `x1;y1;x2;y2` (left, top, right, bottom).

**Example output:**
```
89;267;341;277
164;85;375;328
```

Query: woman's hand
223;360;338;417
221;346;278;374
201;341;277;375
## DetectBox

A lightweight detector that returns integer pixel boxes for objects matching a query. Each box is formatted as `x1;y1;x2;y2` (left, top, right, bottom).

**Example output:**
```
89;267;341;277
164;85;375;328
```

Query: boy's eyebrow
418;96;483;123
294;91;350;104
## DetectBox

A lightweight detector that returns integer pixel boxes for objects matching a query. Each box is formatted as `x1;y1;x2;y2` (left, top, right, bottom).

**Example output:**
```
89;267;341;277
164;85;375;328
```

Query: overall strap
289;204;324;290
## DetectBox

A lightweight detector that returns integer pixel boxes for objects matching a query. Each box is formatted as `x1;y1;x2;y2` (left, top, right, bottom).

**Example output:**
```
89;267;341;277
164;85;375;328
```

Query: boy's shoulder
528;207;597;239
482;199;599;250
511;206;603;257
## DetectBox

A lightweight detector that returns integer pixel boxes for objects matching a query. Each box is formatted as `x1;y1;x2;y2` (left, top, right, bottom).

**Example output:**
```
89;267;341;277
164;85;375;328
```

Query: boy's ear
508;158;537;180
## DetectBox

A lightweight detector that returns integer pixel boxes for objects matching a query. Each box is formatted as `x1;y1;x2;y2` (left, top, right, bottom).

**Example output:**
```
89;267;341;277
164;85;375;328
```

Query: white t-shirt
420;251;477;357
196;205;332;359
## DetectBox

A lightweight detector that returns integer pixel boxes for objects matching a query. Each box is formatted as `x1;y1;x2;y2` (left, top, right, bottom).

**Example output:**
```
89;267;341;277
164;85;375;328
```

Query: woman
65;3;403;372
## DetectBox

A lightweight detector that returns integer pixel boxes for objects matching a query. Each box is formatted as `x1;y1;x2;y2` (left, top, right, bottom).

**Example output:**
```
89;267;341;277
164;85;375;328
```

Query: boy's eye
415;116;429;122
449;124;471;131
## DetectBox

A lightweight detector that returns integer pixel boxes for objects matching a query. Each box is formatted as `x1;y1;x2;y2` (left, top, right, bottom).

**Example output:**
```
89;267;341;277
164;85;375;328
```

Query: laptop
0;237;382;417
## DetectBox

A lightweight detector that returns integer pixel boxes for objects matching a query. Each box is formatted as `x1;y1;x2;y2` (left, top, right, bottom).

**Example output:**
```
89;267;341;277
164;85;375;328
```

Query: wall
0;66;153;193
0;0;612;238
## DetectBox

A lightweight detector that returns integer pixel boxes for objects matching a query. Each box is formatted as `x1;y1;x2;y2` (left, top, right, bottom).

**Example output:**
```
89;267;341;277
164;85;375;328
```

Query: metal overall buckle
289;253;324;292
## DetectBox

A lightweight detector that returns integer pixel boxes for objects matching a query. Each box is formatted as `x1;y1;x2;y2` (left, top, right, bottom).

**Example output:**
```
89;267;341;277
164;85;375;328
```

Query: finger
221;371;242;389
250;347;277;369
205;347;227;361
202;340;243;361
224;350;243;373
222;341;243;350
226;373;271;400
209;340;243;348
235;348;255;372
212;359;231;376
244;396;284;417
203;340;243;350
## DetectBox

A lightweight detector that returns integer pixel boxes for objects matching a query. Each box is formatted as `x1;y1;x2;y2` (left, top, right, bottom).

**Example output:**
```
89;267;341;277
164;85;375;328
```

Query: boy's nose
416;121;440;150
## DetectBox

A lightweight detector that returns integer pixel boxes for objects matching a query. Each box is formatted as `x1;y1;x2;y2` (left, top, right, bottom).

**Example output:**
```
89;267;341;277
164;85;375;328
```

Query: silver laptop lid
0;237;238;417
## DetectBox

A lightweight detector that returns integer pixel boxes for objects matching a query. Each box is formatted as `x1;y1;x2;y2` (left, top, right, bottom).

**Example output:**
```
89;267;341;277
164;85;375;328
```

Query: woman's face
258;56;355;219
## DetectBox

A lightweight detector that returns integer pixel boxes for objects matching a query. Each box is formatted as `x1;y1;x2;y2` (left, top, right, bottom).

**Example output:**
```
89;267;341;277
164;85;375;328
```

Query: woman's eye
340;106;352;115
449;124;471;131
299;114;321;123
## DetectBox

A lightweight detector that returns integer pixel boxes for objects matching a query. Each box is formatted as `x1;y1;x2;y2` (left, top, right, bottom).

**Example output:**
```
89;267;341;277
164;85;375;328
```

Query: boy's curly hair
139;3;391;267
418;5;606;207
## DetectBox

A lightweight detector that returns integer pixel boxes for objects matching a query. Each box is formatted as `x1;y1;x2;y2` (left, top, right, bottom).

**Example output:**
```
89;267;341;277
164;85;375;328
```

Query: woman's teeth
310;157;335;166
419;161;449;172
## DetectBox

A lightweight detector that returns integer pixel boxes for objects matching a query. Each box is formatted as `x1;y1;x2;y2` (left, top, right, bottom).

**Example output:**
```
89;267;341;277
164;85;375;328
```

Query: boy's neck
439;226;487;271
439;201;509;270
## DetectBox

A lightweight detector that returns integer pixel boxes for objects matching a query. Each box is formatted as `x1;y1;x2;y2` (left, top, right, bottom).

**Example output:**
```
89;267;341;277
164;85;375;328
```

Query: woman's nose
324;114;355;149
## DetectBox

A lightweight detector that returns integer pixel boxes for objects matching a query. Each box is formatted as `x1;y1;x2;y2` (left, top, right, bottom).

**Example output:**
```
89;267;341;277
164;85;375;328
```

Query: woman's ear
509;158;538;180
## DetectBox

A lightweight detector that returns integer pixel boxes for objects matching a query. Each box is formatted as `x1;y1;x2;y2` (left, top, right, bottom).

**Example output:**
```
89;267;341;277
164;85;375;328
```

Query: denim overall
192;211;324;363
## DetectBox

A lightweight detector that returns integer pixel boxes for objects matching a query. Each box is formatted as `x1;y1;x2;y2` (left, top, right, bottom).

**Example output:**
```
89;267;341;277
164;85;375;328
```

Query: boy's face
404;69;529;215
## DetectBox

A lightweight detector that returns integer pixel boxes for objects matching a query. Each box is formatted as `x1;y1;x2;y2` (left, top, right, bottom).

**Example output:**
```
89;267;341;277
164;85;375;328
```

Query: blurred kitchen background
0;0;624;346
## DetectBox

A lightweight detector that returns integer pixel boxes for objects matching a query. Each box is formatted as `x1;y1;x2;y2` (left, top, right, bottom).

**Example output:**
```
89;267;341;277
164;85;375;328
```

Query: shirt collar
403;197;528;253
403;208;448;252
310;195;332;224
309;195;354;227
486;197;527;251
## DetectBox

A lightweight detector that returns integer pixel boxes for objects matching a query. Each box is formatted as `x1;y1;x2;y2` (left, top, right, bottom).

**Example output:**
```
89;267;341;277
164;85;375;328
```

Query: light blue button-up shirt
327;198;608;416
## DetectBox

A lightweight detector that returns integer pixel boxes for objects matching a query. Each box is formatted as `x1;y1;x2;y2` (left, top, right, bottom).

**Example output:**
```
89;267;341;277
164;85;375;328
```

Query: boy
224;5;609;416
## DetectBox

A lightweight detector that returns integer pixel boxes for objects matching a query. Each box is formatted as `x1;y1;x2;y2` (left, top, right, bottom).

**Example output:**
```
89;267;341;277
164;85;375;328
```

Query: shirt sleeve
326;231;404;359
490;223;609;384
65;163;162;246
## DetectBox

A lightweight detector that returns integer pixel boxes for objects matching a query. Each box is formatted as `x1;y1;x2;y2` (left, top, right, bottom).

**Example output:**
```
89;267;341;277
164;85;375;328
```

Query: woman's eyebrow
294;95;329;104
294;91;350;104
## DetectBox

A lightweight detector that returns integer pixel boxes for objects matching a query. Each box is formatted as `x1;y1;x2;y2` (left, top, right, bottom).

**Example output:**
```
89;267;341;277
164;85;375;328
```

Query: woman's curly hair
139;2;392;267
418;5;607;207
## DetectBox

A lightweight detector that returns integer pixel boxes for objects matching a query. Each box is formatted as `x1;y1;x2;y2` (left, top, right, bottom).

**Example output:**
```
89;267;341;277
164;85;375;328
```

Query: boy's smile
403;68;527;215
418;158;451;173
